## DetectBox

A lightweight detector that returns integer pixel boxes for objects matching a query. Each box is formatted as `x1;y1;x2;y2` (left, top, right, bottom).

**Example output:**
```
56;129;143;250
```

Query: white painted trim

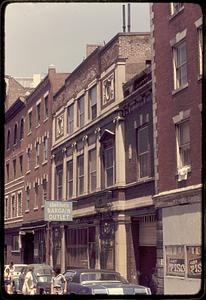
153;184;202;198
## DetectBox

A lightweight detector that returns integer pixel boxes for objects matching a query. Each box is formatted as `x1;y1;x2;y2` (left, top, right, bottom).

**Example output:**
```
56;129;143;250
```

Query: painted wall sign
44;201;73;222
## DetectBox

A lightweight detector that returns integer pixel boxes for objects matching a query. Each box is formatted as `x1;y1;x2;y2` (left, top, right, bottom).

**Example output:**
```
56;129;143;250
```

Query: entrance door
139;246;156;286
23;233;34;264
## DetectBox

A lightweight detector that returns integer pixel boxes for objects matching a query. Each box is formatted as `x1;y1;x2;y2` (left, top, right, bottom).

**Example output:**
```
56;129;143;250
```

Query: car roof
65;269;120;274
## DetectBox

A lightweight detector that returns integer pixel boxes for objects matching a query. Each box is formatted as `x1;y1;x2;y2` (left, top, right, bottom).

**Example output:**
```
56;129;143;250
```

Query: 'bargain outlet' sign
44;201;73;221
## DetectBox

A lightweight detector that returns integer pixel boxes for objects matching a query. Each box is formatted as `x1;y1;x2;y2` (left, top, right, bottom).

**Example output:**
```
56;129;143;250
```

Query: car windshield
14;266;24;272
34;268;53;275
81;272;128;283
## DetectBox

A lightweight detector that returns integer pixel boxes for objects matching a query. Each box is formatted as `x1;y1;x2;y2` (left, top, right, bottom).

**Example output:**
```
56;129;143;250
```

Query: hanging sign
44;201;73;222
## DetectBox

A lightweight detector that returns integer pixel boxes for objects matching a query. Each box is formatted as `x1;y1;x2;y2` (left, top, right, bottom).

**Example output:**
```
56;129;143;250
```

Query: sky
5;2;150;77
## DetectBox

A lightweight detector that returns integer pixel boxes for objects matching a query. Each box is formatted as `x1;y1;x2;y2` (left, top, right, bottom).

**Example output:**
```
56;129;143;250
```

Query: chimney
48;64;56;79
122;5;126;32
127;3;131;32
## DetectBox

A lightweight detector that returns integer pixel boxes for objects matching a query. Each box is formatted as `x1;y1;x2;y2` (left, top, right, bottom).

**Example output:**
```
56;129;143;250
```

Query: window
36;142;40;166
12;235;19;251
36;103;41;125
67;104;74;135
5;197;8;219
13;124;17;144
89;148;96;192
20;118;24;140
28;111;32;132
44;95;48;119
137;125;150;178
67;160;73;199
197;26;203;76
26;187;30;210
77;155;84;195
105;147;114;187
42;179;47;205
170;3;184;15
13;159;16;178
19;155;23;174
34;183;38;208
78;96;84;128
27;148;31;171
6;163;9;181
88;85;97;120
11;194;16;218
173;41;187;89
43;136;48;161
17;193;22;216
56;165;63;200
7;130;10;149
176;120;190;169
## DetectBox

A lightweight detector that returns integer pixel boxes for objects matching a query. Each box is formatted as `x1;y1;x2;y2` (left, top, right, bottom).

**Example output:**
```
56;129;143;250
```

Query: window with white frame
137;125;150;178
88;85;97;120
17;192;22;216
43;136;48;161
67;160;73;199
7;130;10;149
89;148;96;192
77;155;84;195
44;95;48;119
26;187;30;210
19;155;23;174
27;147;31;171
28;111;32;132
176;120;190;169
12;235;19;251
78;96;84;128
36;142;40;166
67;104;74;135
105;147;114;187
13;159;16;178
13;124;17;145
42;179;47;205
20;118;24;140
34;183;38;208
11;194;16;218
170;3;184;15
173;41;188;90
5;197;8;219
36;103;41;125
56;165;63;200
197;25;203;76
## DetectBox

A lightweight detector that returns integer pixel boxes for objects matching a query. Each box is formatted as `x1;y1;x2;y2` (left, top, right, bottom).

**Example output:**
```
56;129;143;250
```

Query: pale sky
5;2;150;77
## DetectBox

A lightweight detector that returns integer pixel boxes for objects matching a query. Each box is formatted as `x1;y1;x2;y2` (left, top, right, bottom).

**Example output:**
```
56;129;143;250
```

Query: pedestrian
22;266;36;295
51;267;67;295
4;262;15;294
148;267;158;295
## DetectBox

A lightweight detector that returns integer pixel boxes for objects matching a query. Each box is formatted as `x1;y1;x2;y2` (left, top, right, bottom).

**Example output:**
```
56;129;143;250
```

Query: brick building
4;66;68;264
151;3;202;294
50;32;156;281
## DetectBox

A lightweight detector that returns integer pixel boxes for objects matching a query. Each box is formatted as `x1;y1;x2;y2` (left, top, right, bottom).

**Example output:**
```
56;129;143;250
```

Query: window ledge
43;117;48;123
33;207;38;211
11;250;20;253
25;210;30;213
36;124;40;129
41;205;45;209
198;74;202;81
169;6;184;21
27;131;32;136
34;165;39;170
172;83;189;96
26;170;31;175
42;160;48;166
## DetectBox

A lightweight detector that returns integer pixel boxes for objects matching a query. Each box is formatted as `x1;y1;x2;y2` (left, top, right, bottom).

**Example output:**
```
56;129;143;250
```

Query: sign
44;201;73;222
187;246;201;278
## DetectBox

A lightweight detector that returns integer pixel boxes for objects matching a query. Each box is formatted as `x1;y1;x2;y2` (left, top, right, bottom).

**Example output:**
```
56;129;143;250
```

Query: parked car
19;264;54;294
63;269;151;295
4;264;27;293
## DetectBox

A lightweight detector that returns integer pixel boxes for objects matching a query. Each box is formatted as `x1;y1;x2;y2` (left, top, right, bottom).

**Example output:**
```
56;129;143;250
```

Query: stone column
95;127;101;191
94;219;101;269
113;114;125;186
114;213;128;278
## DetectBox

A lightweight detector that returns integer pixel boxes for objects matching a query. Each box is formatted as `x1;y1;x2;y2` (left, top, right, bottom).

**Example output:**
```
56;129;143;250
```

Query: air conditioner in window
177;166;190;181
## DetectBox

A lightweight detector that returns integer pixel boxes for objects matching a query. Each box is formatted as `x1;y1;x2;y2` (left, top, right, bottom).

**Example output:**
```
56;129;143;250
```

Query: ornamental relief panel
102;73;115;105
56;114;64;139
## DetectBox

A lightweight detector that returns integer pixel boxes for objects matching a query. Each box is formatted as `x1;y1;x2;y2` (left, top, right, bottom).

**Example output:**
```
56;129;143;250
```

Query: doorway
23;233;34;264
